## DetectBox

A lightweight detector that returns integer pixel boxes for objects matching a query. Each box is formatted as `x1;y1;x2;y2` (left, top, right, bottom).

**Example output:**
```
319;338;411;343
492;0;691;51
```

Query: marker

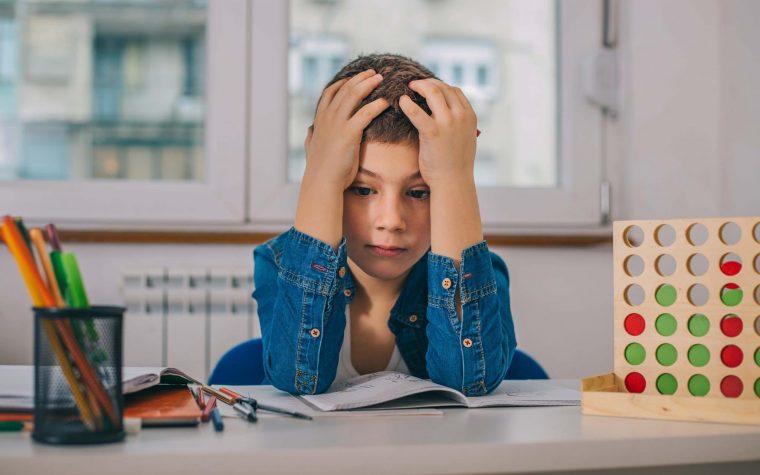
210;406;224;431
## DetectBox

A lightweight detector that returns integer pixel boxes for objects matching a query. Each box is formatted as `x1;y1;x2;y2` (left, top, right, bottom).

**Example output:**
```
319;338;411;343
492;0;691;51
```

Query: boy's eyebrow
357;167;422;181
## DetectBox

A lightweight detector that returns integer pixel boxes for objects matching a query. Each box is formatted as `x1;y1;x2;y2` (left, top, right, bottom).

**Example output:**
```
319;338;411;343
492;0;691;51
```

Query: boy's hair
323;53;436;145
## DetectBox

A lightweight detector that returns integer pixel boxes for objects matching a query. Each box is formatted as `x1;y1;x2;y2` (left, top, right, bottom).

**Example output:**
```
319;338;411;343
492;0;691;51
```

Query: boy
254;54;516;395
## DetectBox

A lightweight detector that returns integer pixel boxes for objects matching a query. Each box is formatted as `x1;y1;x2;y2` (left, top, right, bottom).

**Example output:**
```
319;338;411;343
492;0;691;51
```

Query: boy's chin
352;258;414;282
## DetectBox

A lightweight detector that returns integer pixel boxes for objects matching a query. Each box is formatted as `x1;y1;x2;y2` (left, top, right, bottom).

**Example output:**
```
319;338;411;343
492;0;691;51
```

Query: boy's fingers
337;73;384;118
452;86;474;112
332;69;378;110
426;78;465;111
399;95;435;135
350;98;390;131
318;79;348;114
408;79;450;118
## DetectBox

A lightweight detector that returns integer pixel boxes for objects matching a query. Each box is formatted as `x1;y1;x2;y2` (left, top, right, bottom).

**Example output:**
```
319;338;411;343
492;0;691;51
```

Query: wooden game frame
582;217;760;425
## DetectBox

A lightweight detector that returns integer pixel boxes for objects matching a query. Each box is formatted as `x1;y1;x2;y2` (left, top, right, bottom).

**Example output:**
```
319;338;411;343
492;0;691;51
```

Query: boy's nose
374;197;406;233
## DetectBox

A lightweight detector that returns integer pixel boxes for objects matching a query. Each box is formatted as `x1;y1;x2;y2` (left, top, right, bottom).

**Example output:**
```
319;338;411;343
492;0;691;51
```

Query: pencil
1;217;98;430
29;228;65;307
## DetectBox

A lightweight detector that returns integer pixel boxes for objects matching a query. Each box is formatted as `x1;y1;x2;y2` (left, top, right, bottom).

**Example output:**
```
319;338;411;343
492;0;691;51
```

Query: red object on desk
201;396;217;423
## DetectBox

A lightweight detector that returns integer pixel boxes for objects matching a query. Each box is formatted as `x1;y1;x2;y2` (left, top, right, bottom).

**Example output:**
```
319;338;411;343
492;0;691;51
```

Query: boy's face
343;141;431;282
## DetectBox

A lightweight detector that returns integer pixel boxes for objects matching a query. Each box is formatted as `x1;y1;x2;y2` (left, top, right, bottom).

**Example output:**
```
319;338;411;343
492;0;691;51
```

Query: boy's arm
399;79;483;319
295;69;389;250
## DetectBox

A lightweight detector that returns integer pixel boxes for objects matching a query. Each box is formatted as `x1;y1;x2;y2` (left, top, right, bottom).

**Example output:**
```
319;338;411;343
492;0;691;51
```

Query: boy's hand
398;79;478;183
305;69;389;189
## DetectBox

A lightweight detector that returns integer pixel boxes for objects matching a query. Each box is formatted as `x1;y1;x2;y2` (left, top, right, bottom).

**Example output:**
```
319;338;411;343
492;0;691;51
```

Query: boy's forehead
359;141;421;180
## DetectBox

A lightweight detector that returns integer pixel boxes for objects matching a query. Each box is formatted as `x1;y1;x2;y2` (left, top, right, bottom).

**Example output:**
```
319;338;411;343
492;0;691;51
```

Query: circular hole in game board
720;283;743;306
720;375;743;398
656;284;677;306
688;313;710;337
755;284;760;305
755;254;760;274
755;222;760;243
721;345;744;368
656;373;678;395
756;316;760;336
655;313;677;336
655;224;676;247
720;314;743;337
687;223;708;246
624;225;645;247
719;221;742;245
719;253;743;276
624;255;645;277
688;284;710;306
624;343;646;365
624;284;645;306
655;254;676;276
624;313;646;336
624;372;646;393
756;346;760;367
688;374;710;397
687;254;709;276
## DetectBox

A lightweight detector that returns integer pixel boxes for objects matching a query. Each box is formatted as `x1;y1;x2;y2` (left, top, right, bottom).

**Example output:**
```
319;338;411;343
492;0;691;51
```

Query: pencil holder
32;306;126;444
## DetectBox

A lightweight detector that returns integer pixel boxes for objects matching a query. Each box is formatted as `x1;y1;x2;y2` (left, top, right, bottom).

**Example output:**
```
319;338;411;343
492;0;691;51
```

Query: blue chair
208;338;547;385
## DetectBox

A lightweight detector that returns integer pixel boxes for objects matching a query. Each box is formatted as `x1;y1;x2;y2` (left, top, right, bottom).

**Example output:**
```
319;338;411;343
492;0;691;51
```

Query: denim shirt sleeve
252;227;348;395
425;241;517;395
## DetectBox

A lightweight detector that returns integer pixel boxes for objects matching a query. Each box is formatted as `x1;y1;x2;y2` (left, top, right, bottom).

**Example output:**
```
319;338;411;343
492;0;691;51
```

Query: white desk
2;367;760;475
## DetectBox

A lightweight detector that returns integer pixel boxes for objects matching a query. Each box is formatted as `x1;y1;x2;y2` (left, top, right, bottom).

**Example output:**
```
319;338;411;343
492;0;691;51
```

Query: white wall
1;0;758;379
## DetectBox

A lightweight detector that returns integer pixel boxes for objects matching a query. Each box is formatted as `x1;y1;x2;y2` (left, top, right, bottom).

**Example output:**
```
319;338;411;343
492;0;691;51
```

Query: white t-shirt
332;306;410;388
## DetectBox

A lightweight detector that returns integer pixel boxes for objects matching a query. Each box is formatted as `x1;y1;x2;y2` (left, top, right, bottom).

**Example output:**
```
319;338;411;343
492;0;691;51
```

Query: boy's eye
349;186;373;196
407;188;430;200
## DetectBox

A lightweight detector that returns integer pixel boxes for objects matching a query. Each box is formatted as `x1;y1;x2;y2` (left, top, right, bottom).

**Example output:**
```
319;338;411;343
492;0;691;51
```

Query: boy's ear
304;125;314;151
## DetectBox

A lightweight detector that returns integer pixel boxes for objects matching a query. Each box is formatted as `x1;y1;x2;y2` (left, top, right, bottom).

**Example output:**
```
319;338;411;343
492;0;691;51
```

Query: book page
301;372;466;411
464;380;581;408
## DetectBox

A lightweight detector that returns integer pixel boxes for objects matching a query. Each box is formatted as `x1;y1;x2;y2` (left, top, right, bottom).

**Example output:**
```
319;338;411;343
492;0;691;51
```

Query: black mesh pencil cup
33;306;125;444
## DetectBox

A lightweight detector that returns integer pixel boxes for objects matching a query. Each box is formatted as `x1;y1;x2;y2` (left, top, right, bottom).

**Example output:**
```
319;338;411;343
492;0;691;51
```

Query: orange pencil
29;228;65;307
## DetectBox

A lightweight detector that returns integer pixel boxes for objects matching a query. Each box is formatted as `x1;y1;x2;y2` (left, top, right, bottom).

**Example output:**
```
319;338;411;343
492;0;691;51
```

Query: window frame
0;0;248;225
248;0;604;230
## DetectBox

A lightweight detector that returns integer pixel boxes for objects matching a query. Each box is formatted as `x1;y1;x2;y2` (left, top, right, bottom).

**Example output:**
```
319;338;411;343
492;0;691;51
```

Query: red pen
201;396;217;423
196;385;205;408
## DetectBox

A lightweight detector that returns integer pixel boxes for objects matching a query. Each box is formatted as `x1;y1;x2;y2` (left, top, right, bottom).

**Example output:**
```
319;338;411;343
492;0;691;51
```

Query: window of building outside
0;0;206;183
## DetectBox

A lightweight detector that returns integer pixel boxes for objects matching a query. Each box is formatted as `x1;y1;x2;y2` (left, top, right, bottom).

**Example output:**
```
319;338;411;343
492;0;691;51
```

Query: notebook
300;371;581;411
124;385;202;426
122;367;202;395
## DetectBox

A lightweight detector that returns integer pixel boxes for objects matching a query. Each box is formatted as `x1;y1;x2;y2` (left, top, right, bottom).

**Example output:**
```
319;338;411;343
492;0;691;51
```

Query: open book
122;367;202;395
300;371;581;411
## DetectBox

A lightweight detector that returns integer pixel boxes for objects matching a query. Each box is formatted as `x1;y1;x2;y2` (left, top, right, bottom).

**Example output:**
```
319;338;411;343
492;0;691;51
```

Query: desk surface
2;367;760;475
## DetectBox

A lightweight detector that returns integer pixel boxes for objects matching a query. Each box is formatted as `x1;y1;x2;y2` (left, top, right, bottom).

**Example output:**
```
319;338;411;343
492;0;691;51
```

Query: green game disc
687;344;710;367
656;284;677;306
688;374;710;396
625;343;646;365
656;373;678;395
755;378;760;398
688;314;710;337
655;313;677;336
755;347;760;367
656;343;678;366
721;288;743;306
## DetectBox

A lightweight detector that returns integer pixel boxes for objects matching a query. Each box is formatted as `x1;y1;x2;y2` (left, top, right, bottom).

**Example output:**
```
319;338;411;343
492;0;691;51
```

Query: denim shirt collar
342;251;429;330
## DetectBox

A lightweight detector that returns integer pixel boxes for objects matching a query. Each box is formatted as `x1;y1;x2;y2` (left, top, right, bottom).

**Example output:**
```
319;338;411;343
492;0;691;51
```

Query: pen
232;401;257;423
201;385;236;406
201;396;217;423
220;387;312;421
210;406;224;431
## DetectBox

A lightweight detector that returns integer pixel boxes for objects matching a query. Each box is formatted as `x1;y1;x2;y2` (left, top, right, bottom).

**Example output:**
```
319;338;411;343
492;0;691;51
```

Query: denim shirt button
310;328;321;338
408;314;418;323
343;288;352;297
441;277;452;290
338;266;346;278
462;338;473;348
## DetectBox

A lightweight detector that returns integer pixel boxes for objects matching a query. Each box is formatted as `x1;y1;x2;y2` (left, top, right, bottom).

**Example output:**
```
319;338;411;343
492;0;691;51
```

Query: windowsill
53;225;612;247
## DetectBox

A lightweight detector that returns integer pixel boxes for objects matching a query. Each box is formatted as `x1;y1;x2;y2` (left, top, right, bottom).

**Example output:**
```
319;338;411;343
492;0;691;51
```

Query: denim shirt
252;227;516;396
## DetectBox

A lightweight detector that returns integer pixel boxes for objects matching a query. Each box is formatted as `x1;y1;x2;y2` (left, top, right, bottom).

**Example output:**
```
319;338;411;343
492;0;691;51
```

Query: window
0;0;246;223
250;0;604;228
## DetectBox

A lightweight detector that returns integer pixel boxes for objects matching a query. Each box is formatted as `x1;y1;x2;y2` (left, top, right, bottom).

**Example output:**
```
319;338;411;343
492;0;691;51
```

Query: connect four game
582;217;760;425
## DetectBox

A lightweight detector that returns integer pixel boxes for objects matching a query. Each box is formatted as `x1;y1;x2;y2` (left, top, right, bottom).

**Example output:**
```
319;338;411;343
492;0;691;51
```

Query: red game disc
625;372;646;393
720;375;743;398
624;313;646;336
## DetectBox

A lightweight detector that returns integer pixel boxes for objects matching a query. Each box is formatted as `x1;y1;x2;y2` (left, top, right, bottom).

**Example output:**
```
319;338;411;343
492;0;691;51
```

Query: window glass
0;0;207;181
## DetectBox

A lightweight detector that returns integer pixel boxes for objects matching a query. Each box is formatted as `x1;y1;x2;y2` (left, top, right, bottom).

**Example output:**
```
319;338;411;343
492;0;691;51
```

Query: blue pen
211;406;224;432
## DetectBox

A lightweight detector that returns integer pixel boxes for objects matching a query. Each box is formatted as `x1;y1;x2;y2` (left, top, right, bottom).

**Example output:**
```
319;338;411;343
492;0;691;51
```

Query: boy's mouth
367;245;406;257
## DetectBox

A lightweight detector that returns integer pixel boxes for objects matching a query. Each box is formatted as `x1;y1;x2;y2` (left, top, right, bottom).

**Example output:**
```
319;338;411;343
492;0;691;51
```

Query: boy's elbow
264;361;334;395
